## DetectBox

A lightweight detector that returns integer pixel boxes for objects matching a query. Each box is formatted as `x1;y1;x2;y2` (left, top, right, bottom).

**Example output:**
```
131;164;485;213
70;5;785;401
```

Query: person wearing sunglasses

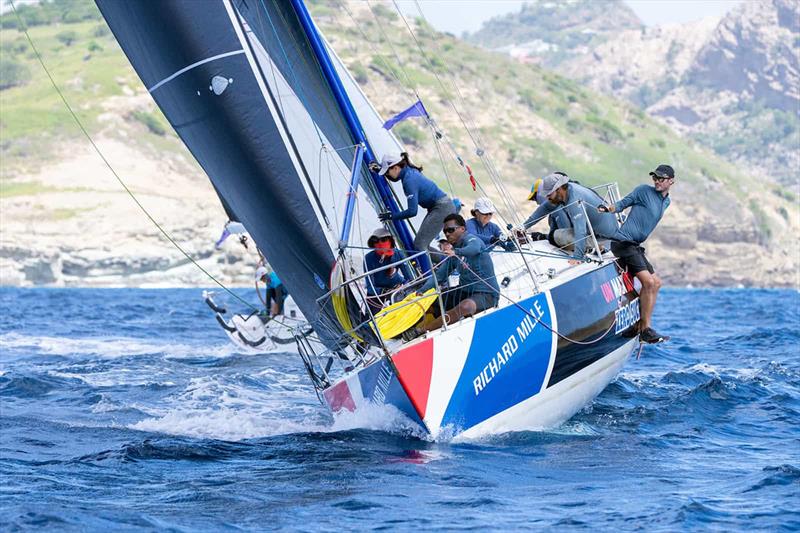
363;228;414;313
414;214;499;333
598;164;675;344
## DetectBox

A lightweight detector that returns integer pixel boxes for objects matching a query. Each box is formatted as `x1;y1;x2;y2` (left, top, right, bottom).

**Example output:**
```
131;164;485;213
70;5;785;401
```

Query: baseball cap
537;172;570;201
377;153;403;176
473;197;496;214
649;164;674;179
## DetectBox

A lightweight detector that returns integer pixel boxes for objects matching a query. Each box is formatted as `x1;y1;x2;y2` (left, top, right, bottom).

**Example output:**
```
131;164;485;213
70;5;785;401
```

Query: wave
0;332;239;360
744;464;800;493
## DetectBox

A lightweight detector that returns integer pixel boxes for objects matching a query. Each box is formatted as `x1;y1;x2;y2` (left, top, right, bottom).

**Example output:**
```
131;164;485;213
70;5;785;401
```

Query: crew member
363;228;413;313
524;172;618;262
375;152;455;254
525;172;571;242
256;265;287;317
416;214;499;333
466;197;515;251
598;164;675;343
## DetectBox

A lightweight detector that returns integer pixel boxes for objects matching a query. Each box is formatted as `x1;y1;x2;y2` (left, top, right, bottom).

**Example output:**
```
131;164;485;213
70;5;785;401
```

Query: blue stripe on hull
440;292;554;430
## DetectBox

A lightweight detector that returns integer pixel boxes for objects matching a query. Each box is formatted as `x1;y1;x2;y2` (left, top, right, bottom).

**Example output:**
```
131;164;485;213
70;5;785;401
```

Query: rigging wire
391;0;521;225
455;258;619;346
9;0;259;312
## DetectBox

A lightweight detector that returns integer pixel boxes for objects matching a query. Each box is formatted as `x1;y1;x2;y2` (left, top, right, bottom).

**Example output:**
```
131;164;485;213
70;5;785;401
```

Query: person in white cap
255;264;286;317
372;152;455;254
523;172;617;263
466;197;515;251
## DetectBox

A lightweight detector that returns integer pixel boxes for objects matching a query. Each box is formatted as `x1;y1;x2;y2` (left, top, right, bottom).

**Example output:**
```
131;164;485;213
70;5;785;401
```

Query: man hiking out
599;164;675;344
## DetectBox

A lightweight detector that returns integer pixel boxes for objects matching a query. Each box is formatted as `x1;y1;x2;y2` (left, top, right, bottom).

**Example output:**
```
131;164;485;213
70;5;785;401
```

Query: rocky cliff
469;0;800;186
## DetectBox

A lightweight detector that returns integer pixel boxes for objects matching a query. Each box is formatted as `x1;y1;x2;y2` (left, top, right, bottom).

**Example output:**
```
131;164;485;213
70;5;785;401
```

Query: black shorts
611;241;654;275
432;288;499;317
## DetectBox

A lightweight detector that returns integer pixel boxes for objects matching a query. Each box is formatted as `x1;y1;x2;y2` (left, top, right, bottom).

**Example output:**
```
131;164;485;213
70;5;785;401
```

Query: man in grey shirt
599;164;675;343
524;172;619;262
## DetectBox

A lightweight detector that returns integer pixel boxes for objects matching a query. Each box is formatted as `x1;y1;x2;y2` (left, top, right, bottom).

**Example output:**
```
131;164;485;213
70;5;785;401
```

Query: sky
397;0;744;35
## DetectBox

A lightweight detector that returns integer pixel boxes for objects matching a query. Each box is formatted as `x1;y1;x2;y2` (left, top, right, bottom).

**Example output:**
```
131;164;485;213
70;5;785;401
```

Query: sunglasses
443;225;460;234
652;176;671;182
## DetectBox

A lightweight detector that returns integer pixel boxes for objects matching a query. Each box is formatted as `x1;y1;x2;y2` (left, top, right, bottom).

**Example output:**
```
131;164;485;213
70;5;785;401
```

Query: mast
288;0;416;255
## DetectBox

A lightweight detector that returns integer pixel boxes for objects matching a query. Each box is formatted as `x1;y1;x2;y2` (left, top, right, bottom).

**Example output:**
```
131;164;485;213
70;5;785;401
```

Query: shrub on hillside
87;40;103;53
394;122;425;147
371;4;398;21
56;30;78;46
131;110;166;136
92;24;110;38
0;58;31;90
350;63;368;85
1;39;28;56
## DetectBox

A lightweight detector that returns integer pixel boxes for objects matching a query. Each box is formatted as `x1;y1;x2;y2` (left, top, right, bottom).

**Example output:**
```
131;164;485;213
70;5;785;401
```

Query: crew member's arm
391;180;419;220
455;235;483;258
523;202;553;230
397;250;415;284
604;185;644;213
418;257;453;293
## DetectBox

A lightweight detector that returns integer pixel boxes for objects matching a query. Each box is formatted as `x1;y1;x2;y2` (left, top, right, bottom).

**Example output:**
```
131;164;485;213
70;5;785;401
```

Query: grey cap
537;172;569;202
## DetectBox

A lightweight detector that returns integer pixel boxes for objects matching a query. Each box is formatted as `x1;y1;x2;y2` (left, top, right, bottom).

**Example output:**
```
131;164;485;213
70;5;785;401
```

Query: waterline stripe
148;50;245;93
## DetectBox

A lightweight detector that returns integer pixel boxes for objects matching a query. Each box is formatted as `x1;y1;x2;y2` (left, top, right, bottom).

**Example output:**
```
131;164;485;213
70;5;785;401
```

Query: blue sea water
1;287;798;531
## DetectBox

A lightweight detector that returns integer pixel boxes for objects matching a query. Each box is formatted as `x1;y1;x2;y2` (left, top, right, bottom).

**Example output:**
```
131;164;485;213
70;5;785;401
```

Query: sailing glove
378;212;393;222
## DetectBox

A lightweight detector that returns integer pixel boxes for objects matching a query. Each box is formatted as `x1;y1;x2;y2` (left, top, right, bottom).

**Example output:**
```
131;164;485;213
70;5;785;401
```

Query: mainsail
96;0;403;347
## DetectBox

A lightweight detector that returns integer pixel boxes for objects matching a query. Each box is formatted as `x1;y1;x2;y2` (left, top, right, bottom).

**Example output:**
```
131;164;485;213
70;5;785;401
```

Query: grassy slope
0;1;781;228
0;13;174;190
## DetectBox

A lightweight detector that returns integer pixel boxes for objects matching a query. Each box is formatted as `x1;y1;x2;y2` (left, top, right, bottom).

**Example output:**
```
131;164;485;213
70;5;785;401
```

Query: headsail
96;0;392;348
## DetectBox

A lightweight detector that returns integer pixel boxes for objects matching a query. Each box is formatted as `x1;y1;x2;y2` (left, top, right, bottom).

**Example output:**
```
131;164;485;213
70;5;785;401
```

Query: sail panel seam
147;49;245;93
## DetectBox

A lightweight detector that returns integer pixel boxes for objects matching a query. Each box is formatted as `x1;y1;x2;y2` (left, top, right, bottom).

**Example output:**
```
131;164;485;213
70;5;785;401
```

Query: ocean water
1;287;798;531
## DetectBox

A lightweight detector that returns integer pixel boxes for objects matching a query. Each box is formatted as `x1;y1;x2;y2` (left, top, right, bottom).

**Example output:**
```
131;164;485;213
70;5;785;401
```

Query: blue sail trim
338;144;364;251
288;0;417;256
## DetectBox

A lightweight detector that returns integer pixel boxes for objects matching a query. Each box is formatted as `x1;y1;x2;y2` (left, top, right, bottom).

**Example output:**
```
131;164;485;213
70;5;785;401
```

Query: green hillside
0;1;777;230
313;3;752;206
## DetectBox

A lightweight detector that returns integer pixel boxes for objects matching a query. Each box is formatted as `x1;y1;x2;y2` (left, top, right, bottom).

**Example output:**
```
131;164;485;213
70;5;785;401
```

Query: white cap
255;266;268;281
473;197;496;214
378;153;402;176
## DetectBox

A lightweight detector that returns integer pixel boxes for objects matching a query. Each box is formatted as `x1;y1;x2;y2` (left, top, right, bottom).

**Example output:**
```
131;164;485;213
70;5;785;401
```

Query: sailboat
97;0;641;440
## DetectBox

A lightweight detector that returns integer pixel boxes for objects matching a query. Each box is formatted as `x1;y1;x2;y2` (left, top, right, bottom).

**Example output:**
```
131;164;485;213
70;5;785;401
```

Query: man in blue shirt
416;214;499;333
598;164;675;343
466;197;515;252
524;172;618;262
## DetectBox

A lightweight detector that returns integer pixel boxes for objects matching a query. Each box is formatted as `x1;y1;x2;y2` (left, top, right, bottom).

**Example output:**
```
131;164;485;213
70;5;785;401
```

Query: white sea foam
125;374;326;440
129;407;322;441
0;332;238;360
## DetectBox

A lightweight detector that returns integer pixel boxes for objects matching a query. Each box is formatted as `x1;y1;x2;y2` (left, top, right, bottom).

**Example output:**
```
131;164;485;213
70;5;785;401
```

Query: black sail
97;0;360;347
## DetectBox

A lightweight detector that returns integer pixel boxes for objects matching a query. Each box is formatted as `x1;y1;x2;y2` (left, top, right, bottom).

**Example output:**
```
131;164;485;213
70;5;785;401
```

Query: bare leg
422;299;477;332
635;270;662;329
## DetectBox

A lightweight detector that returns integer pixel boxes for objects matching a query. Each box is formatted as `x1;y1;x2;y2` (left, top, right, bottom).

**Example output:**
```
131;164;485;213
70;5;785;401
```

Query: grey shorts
432;288;499;317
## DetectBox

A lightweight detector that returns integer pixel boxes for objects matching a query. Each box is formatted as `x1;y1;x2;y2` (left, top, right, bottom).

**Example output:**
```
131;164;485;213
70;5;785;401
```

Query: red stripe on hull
392;338;434;419
324;379;356;412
